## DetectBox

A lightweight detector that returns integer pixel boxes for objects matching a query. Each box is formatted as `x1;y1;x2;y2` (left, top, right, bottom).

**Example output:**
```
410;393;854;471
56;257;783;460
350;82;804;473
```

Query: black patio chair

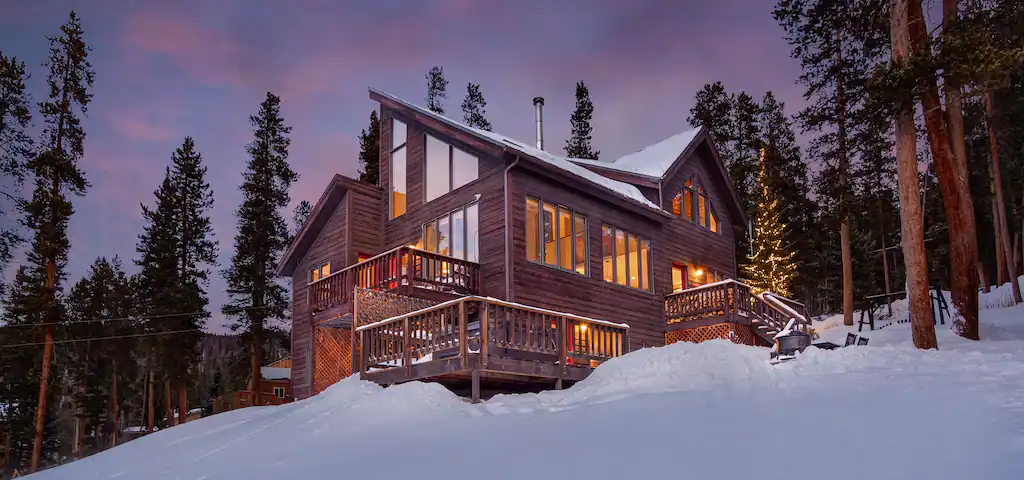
845;332;858;347
857;337;869;346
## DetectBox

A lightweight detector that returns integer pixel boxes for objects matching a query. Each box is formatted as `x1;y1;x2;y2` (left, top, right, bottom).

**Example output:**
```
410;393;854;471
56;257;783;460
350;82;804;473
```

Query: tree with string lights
743;149;798;296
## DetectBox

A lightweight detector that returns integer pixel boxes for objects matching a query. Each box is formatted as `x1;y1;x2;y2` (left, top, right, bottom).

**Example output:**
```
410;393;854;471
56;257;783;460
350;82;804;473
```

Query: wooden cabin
277;88;809;402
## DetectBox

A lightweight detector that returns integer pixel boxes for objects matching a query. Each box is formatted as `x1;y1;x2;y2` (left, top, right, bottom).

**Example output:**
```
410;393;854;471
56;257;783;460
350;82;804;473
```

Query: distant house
278;87;810;402
211;359;293;414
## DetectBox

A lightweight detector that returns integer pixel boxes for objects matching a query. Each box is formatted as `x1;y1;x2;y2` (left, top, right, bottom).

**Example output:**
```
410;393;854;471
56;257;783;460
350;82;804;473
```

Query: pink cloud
106;110;177;142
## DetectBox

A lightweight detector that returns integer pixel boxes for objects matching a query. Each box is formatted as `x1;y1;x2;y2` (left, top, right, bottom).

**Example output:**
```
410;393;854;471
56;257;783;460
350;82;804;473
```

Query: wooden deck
664;280;810;343
355;296;631;402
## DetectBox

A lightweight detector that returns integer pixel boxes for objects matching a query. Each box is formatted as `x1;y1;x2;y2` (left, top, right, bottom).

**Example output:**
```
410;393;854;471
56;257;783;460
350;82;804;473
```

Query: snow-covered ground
31;297;1024;479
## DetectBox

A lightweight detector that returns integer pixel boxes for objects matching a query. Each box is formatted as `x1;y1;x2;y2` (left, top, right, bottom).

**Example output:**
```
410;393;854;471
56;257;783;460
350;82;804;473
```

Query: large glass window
421;203;479;262
602;224;651;291
671;264;685;293
526;197;588;275
425;133;479;203
390;118;408;219
675;178;719;233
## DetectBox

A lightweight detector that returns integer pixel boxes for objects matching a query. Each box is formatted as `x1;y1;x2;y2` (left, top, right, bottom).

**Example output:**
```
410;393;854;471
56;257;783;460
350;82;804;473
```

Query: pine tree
168;137;216;423
1;53;34;281
24;11;93;470
744;150;798;296
0;268;62;471
461;82;492;131
65;257;135;456
425;66;448;115
223;92;297;391
774;0;888;326
292;200;312;236
564;81;599;160
356;110;380;185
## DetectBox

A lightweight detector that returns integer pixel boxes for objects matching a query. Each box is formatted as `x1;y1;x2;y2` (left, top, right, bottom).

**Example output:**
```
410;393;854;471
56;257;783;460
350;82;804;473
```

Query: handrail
306;244;411;287
665;278;749;297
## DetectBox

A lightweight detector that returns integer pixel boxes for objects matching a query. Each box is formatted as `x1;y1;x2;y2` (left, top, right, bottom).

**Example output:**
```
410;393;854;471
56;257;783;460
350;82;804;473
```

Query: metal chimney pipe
533;97;545;150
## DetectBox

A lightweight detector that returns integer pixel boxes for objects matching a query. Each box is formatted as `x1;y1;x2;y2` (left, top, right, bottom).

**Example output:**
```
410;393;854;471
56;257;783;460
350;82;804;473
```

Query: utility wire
0;328;203;349
0;305;278;329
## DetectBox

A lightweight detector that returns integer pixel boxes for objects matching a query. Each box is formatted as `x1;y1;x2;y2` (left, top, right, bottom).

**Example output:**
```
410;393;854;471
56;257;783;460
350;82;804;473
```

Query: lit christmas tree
743;148;797;296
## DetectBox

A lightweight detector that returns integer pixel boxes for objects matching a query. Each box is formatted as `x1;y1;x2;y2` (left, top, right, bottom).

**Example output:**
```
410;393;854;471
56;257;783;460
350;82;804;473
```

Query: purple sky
1;0;804;332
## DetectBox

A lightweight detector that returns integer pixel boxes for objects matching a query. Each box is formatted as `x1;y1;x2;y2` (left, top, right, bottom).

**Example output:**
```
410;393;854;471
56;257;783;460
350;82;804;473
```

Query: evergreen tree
564;81;599;160
0;268;62;471
425;66;448;115
223;92;297;391
774;0;889;325
65;257;135;456
461;82;492;131
356;110;380;185
1;52;34;280
744;150;798;296
687;82;735;162
292;200;312;237
23;11;93;470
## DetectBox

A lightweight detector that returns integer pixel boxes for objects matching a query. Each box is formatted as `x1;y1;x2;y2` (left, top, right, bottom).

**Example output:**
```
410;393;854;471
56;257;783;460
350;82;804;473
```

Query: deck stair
665;280;810;345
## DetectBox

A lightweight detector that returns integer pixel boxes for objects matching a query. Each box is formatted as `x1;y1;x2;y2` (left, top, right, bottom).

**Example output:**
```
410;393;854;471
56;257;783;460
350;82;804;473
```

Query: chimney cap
533;96;545;106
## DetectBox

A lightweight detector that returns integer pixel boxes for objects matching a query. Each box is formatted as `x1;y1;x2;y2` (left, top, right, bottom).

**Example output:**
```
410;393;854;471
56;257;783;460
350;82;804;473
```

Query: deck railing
355;297;630;373
665;280;809;336
308;246;481;314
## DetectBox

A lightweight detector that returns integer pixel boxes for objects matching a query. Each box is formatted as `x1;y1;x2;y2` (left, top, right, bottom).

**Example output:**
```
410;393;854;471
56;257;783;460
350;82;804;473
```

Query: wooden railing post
557;316;567;372
359;329;369;375
403;317;412;376
458;300;468;368
480;301;489;367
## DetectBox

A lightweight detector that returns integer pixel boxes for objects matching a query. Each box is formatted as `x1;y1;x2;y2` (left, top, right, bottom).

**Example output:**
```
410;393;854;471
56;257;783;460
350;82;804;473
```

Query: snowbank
30;308;1024;480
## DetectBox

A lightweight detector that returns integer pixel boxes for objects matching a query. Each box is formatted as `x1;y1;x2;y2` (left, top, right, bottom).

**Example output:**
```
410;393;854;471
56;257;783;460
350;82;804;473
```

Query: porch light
579;323;587;332
695;268;704;276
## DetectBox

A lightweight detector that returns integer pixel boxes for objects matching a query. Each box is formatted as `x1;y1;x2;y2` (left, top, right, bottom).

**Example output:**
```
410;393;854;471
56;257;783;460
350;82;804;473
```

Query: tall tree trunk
250;311;263;392
110;363;118;449
146;370;154;433
836;28;855;326
176;382;187;425
995;198;1005;285
164;379;172;427
978;261;989;293
30;266;55;473
984;91;1021;303
892;0;938;349
909;0;980;340
75;381;85;459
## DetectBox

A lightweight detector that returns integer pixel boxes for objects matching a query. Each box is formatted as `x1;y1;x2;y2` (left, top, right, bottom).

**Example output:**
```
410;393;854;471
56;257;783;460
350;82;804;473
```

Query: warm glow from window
671;264;684;292
602;224;650;291
527;197;587;275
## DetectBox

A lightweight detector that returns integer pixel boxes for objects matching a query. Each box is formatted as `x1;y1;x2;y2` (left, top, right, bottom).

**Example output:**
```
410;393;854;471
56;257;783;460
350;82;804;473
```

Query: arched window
673;177;719;234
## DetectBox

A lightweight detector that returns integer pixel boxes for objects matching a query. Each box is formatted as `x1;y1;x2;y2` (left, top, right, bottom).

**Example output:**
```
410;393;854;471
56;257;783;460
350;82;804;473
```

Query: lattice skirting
313;326;353;395
665;323;764;347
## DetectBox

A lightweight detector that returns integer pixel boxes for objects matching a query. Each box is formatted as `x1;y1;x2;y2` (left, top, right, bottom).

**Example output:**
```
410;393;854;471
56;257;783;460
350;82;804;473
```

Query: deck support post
350;286;358;378
555;378;563;390
404;317;412;377
458;300;468;368
480;302;489;368
471;367;481;404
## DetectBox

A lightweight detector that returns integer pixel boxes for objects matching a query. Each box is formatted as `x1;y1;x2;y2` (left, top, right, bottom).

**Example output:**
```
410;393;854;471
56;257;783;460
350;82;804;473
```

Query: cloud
106;109;177;142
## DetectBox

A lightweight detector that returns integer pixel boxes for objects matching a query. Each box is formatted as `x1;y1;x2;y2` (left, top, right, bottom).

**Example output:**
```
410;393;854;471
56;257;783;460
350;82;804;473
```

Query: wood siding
291;195;348;399
510;167;667;348
378;106;507;297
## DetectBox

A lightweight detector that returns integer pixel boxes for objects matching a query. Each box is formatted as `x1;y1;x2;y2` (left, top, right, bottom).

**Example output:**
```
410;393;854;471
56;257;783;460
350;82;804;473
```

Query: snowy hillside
30;306;1024;480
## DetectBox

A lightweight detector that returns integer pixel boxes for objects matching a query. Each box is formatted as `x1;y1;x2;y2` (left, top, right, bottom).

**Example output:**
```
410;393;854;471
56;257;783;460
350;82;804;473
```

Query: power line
0;305;278;329
0;328;203;349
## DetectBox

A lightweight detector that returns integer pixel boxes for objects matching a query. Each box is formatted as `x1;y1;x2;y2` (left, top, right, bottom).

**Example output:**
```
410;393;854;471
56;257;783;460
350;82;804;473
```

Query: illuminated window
525;196;587;275
677;177;719;234
602;224;650;291
309;261;331;282
425;133;479;203
687;265;706;286
390;118;407;218
421;203;479;262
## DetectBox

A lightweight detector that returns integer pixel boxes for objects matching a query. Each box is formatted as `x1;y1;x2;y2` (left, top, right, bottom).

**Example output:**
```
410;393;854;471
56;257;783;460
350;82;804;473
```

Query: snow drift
29;310;1024;480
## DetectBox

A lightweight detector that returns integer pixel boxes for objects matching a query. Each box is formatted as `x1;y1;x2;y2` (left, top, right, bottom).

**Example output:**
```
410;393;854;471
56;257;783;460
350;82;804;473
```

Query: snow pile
570;128;702;178
33;314;1024;480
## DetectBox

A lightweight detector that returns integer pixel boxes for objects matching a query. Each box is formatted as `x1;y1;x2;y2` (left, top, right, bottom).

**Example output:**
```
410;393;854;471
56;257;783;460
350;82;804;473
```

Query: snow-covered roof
569;128;703;179
369;87;664;213
260;367;290;380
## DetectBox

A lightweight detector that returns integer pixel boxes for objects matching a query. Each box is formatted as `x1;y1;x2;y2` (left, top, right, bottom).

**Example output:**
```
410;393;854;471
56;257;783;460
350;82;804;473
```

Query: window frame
273;386;286;399
424;133;479;204
420;202;480;263
525;196;588;276
390;117;409;219
676;177;720;234
308;261;331;283
601;223;652;292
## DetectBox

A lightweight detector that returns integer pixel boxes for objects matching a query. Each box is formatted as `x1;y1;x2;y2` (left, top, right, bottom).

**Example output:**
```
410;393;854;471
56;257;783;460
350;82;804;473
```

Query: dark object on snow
770;331;812;364
857;337;869;346
845;333;858;347
812;341;840;350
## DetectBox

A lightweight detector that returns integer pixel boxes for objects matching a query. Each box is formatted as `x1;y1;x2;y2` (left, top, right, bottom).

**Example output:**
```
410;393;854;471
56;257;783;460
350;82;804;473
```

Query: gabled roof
570;128;748;227
570;128;703;179
369;87;668;218
276;174;381;277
